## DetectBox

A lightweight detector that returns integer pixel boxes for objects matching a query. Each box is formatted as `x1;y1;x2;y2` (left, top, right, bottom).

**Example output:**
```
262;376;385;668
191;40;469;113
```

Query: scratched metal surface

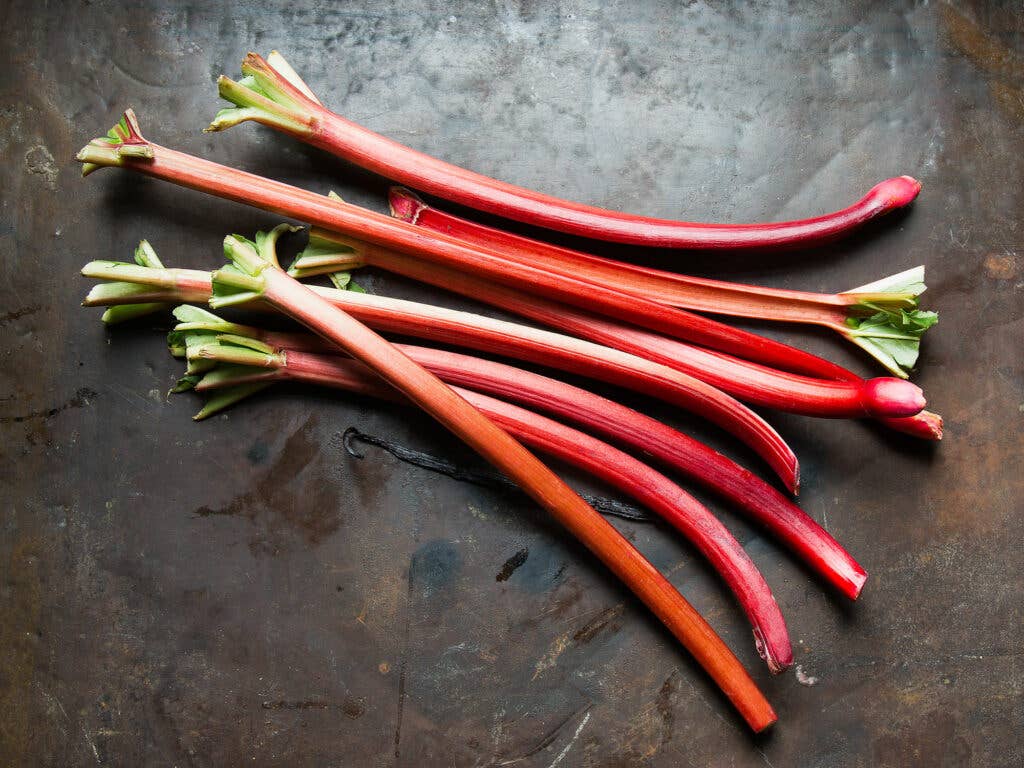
1;1;1022;765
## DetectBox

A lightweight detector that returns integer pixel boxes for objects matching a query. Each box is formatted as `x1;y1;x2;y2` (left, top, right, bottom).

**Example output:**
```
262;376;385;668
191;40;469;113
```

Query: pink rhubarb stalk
171;308;866;601
187;337;794;672
81;254;800;491
291;231;928;421
210;52;920;251
83;113;866;380
156;219;774;731
389;188;938;379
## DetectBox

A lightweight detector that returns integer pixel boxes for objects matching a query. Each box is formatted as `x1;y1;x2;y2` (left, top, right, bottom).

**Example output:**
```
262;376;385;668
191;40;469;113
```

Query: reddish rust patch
983;254;1018;280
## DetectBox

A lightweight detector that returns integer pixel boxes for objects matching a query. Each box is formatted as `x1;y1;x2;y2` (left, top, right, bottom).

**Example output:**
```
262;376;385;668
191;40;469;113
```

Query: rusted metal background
2;1;1021;765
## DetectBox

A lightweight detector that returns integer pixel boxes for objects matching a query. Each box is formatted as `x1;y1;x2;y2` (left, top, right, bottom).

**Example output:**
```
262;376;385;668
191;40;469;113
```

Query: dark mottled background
1;1;1021;766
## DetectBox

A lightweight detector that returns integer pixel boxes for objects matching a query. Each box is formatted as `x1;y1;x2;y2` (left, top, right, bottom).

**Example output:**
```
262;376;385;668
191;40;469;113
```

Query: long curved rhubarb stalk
117;218;776;729
179;334;794;672
167;306;866;600
209;52;920;251
80;254;799;491
389;188;938;378
291;231;928;421
80;112;869;381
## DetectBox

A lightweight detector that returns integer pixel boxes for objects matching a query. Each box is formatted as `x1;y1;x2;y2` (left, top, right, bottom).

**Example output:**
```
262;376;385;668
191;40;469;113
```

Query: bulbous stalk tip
861;377;926;418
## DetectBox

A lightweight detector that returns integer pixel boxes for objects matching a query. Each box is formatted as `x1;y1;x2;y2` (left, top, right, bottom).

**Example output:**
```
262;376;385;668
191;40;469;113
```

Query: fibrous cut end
76;109;153;176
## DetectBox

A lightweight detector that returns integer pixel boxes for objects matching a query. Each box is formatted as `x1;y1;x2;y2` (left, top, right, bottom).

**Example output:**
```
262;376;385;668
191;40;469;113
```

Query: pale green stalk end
87;240;175;322
207;52;321;135
101;303;167;324
195;364;280;391
76;109;154;176
134;240;164;269
171;304;261;338
193;382;272;420
170;374;202;394
288;228;366;280
81;260;178;286
83;280;163;307
211;225;299;307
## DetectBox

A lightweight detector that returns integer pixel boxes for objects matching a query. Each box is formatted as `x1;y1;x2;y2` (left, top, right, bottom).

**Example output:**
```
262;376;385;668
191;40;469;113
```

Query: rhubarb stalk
290;230;927;420
81;252;800;490
388;188;938;378
81;112;870;380
83;213;776;728
167;307;866;600
209;52;920;251
179;334;794;672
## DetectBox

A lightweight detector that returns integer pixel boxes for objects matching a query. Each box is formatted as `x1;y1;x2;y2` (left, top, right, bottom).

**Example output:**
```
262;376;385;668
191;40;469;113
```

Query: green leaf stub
844;307;938;378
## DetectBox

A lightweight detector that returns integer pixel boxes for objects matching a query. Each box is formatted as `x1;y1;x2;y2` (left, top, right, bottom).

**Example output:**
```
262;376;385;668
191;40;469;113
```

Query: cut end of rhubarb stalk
881;410;944;441
844;567;869;601
841;267;937;378
192;382;271;420
212;225;299;308
208;53;320;135
861;377;926;418
866;175;922;211
754;626;793;675
100;303;165;324
288;228;365;278
98;240;170;323
76;109;154;176
388;187;427;225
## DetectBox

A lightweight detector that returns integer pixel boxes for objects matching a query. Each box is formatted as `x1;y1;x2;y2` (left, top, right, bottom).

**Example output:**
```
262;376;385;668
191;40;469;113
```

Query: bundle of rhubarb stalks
77;52;938;732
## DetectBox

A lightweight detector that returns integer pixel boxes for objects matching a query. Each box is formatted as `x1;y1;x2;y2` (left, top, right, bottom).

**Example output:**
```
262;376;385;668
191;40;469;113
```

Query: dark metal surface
2;1;1022;765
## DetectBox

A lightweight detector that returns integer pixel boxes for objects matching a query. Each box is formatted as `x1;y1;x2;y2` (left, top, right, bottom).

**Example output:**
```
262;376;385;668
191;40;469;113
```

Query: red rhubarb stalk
91;255;937;441
291;231;927;421
186;337;794;672
81;112;866;380
171;307;866;600
124;214;772;729
209;52;920;251
81;255;800;491
389;188;938;378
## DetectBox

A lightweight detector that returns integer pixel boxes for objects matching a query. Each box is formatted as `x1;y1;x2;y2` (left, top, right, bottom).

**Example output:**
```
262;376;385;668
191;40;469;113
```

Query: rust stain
991;81;1024;123
983;253;1019;280
942;4;1024;121
654;670;679;746
941;4;1024;81
532;602;626;679
0;305;41;325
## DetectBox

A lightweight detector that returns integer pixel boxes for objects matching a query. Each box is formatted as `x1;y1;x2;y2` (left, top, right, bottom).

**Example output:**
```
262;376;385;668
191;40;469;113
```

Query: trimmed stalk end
212;225;298;307
193;382;271;420
288;228;365;277
753;627;793;676
866;175;922;211
266;50;322;105
883;410;944;441
101;303;167;324
76;109;154;176
209;52;320;135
